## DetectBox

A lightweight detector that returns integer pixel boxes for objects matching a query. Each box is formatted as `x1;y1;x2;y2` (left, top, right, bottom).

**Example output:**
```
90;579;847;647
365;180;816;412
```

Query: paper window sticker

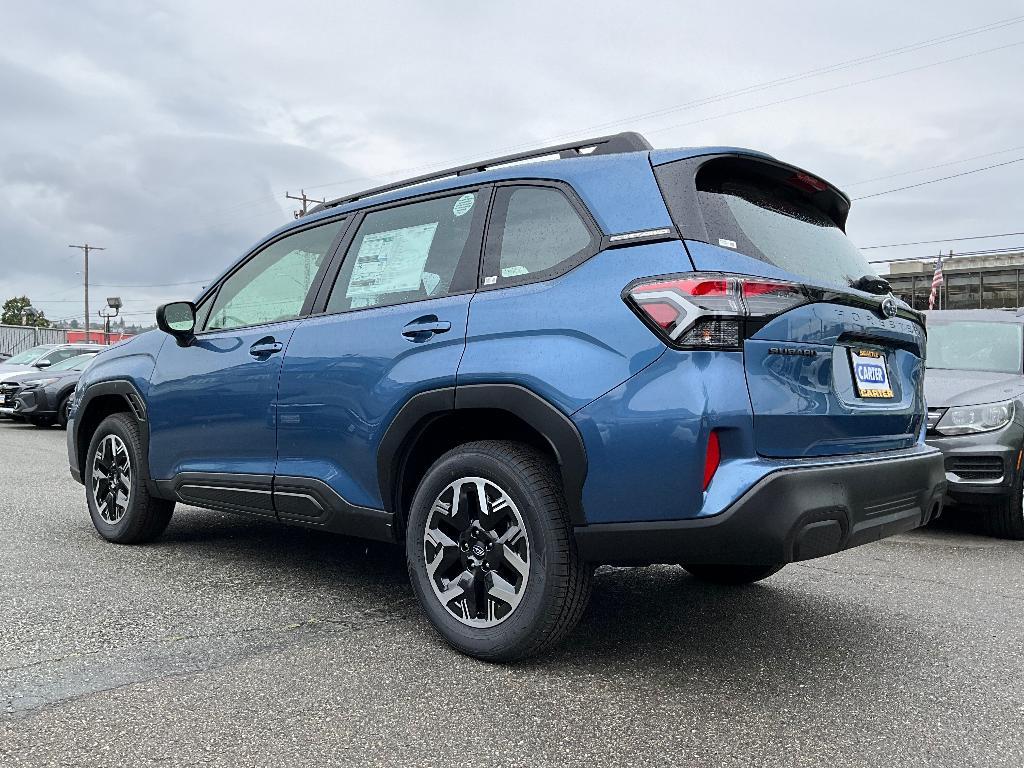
501;265;529;277
346;223;438;299
718;238;737;249
421;271;441;295
452;193;475;217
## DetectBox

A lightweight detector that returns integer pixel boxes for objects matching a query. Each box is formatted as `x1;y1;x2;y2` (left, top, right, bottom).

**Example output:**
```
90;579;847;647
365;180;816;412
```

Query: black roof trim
311;131;652;213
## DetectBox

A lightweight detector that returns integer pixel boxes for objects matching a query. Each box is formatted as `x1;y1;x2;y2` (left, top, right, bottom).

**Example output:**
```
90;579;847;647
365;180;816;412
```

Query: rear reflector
703;430;721;490
626;272;810;349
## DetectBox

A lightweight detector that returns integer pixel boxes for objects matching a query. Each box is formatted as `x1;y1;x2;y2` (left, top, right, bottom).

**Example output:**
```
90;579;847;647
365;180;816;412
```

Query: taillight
625;272;810;349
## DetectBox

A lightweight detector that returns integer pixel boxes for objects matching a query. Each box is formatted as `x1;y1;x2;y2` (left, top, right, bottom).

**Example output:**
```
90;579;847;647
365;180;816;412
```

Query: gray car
924;309;1024;538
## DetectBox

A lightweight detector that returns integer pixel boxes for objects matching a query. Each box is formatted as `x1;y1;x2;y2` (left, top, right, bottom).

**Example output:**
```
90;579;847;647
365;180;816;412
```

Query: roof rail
312;131;652;212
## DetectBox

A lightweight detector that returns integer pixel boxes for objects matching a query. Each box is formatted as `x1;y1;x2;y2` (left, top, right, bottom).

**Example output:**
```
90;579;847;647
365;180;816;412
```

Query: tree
1;296;50;327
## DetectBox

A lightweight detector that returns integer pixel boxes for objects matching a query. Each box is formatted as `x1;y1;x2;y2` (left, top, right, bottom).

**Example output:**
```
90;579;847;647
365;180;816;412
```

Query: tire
56;394;72;429
681;563;785;585
406;440;592;662
984;473;1024;540
84;412;174;544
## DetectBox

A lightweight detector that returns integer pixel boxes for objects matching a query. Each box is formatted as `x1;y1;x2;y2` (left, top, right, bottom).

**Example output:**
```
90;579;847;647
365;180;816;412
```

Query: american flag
928;254;944;310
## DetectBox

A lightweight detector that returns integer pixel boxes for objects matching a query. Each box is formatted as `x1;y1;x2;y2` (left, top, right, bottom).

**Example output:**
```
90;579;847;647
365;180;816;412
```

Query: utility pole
69;243;105;343
286;190;325;219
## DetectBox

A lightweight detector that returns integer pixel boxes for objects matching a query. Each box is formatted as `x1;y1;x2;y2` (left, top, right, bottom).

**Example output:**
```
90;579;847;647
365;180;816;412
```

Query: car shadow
147;507;936;695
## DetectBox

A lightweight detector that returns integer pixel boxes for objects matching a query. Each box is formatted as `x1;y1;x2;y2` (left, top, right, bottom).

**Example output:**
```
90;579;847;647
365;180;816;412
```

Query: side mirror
34;359;52;369
156;301;197;346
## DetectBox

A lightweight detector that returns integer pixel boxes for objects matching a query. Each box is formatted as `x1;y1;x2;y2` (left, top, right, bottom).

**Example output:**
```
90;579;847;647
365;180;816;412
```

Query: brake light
788;172;829;193
626;273;809;348
703;430;721;490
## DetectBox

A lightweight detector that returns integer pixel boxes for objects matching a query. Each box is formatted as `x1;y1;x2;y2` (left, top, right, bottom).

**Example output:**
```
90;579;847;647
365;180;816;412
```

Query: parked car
0;343;105;384
924;309;1024;538
0;352;98;427
68;132;945;660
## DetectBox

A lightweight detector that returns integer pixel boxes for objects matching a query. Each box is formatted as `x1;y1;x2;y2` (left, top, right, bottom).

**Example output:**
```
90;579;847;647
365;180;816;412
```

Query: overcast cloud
1;0;1022;326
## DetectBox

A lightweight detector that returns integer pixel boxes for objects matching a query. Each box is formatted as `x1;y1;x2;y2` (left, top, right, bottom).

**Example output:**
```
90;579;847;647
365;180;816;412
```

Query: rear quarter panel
458;241;693;414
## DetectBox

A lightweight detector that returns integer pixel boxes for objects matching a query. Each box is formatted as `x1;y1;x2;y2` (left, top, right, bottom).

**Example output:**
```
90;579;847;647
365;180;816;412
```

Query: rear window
678;157;873;288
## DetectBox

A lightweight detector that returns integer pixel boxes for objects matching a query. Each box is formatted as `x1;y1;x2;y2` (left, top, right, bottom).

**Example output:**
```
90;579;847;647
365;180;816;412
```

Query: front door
275;188;488;526
147;219;347;500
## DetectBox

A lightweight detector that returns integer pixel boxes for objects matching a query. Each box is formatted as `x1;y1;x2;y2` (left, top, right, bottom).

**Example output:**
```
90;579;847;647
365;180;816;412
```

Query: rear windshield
926;320;1023;374
692;158;873;288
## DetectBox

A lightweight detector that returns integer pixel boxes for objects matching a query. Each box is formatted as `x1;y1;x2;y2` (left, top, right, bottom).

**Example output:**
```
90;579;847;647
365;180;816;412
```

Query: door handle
249;338;284;357
401;318;452;340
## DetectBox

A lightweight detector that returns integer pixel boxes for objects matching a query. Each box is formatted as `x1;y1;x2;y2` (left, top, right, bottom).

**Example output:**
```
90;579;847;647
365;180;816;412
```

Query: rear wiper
850;274;891;295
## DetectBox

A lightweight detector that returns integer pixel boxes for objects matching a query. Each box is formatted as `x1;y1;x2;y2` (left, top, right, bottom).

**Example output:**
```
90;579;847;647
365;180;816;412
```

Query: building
886;251;1024;311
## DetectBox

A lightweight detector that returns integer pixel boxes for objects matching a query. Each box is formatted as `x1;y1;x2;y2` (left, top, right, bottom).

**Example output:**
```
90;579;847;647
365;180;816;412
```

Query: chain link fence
0;325;68;358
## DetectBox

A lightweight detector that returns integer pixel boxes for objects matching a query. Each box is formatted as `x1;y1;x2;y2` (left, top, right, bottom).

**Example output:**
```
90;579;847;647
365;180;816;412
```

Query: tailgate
744;299;925;457
653;152;926;458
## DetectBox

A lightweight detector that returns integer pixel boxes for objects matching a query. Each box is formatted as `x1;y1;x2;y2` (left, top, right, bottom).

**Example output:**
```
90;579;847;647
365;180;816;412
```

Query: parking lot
0;423;1020;767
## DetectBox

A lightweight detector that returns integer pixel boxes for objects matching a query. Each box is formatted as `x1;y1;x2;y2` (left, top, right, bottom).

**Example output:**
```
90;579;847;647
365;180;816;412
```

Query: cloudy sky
2;1;1023;327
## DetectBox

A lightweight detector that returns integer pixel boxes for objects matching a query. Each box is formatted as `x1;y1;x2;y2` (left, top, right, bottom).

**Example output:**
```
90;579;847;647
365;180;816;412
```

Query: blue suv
68;132;946;660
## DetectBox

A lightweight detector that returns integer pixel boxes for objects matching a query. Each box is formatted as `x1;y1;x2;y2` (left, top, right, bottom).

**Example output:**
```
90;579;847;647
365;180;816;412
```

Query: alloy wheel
91;434;132;525
423;476;530;627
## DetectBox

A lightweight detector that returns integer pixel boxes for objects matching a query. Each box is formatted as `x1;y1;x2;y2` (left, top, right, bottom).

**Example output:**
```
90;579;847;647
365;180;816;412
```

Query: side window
484;186;594;285
325;191;483;313
205;219;344;331
39;348;83;366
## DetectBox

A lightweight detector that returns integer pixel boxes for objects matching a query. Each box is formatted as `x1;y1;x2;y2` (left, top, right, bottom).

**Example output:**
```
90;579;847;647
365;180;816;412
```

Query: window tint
692;158;871;288
206;220;344;331
487;186;592;284
326;191;481;313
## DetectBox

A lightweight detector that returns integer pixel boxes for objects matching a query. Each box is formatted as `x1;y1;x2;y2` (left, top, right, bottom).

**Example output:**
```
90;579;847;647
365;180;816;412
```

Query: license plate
850;348;893;398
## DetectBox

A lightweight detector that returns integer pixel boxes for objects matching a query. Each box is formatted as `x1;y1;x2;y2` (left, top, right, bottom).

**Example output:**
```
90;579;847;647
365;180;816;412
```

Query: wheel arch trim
72;379;151;485
377;383;589;526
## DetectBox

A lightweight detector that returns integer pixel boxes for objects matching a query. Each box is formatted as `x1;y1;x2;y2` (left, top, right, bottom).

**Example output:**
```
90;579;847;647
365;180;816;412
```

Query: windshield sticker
718;238;737;249
452;193;475;217
346;222;438;300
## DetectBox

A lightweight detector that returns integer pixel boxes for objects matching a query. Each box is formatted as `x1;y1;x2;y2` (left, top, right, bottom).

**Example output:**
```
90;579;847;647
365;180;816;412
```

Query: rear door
654;154;925;458
274;188;488;522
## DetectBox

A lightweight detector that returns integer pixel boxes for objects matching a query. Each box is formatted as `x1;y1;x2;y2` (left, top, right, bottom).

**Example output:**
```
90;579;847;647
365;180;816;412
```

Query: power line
298;16;1024;196
844;145;1024;187
860;232;1024;250
39;18;1017;247
504;15;1024;144
851;156;1024;200
646;39;1024;137
868;246;1024;265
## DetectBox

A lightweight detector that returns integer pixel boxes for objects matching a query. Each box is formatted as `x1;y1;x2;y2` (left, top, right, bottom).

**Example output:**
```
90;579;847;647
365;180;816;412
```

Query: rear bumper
574;446;946;566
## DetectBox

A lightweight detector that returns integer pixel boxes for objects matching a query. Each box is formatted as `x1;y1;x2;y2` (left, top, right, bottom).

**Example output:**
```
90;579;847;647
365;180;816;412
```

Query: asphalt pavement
1;421;1022;767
